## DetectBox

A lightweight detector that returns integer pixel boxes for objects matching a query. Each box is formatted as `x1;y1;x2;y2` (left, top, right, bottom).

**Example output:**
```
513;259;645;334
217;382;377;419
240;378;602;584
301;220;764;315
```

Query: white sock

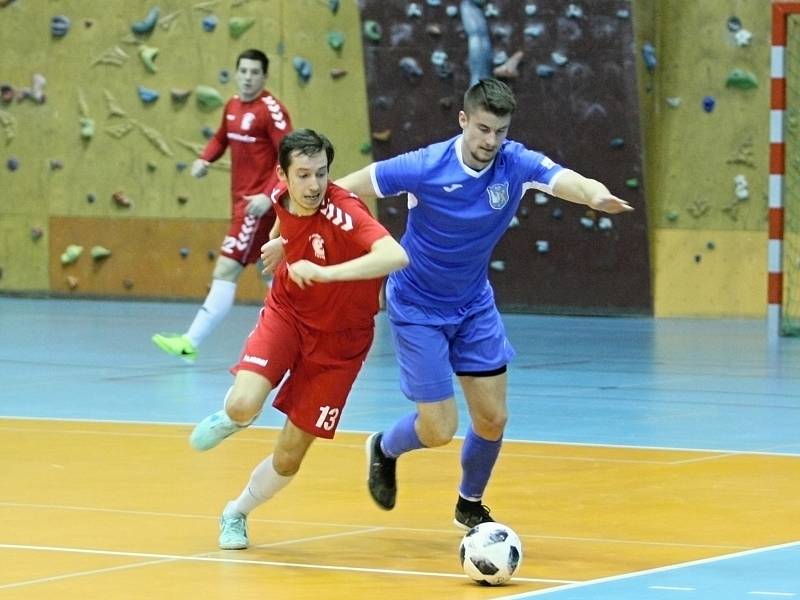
224;455;293;516
186;279;237;347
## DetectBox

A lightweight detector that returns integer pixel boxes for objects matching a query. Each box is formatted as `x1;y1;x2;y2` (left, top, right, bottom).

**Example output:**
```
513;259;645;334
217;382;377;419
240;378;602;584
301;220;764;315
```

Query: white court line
0;543;576;588
3;415;800;458
0;501;748;551
0;424;758;466
493;540;800;599
0;528;384;591
649;585;695;591
748;592;796;597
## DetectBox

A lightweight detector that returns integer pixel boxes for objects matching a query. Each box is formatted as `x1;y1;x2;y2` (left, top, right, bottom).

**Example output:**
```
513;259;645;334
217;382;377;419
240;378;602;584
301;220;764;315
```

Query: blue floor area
2;296;799;455
501;542;800;599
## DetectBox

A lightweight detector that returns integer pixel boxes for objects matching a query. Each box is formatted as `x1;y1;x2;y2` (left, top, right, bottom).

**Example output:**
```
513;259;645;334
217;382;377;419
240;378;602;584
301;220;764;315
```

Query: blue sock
459;427;502;501
381;412;425;458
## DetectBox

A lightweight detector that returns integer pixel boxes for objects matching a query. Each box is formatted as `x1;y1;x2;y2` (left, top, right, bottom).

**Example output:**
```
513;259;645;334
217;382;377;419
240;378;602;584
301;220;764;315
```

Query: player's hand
287;260;328;289
191;158;210;178
244;193;270;217
590;194;633;214
260;238;285;275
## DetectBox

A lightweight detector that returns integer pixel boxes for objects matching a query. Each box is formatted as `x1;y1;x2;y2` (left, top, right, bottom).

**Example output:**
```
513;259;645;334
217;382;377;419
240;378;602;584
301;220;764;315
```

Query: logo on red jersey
241;112;256;130
309;233;326;261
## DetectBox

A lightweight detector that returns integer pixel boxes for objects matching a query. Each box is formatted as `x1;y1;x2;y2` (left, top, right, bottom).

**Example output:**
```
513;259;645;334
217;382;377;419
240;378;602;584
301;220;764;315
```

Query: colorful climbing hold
195;85;223;110
170;88;192;104
293;57;313;83
6;157;18;171
138;46;159;73
51;15;71;38
49;159;64;170
112;191;132;208
399;56;423;78
202;14;218;32
30;227;43;241
702;96;715;112
535;240;550;254
330;68;348;80
79;117;95;140
137;85;160;104
91;245;112;260
177;195;189;205
363;20;382;42
86;193;96;204
229;16;255;39
609;137;624;148
725;68;758;90
625;178;639;189
218;69;230;84
131;7;160;34
641;41;657;72
536;65;555;78
66;275;79;289
179;247;190;258
60;244;83;265
327;31;345;52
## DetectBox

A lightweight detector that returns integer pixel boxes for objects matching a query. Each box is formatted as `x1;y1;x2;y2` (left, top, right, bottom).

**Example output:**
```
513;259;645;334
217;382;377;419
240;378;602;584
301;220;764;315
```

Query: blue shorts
386;280;516;402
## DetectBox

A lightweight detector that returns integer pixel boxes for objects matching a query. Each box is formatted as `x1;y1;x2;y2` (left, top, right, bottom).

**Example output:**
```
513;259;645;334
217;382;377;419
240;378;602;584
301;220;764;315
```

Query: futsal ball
459;522;523;586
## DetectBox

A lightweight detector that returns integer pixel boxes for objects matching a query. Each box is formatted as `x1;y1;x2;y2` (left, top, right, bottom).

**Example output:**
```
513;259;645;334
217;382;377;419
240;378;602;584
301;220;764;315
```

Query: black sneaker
454;499;494;530
365;432;397;510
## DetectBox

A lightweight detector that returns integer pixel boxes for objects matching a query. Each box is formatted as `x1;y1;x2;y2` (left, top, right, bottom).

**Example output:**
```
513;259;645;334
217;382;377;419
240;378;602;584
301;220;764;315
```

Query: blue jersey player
340;79;632;529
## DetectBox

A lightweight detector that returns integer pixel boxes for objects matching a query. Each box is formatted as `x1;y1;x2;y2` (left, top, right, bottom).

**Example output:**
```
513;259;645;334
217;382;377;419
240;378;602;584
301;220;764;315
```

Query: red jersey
267;182;391;332
201;89;292;214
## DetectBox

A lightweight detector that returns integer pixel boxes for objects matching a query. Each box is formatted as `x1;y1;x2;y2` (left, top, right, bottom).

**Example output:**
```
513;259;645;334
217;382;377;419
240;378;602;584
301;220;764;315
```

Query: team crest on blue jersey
487;182;510;210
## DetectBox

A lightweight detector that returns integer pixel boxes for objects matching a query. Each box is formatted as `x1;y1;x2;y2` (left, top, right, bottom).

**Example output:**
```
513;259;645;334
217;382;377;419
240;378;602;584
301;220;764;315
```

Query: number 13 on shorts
315;406;340;431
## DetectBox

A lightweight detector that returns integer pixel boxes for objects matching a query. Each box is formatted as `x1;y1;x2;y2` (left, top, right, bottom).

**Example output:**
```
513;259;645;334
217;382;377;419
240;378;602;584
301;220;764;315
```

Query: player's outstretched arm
553;170;633;214
287;236;408;289
335;164;378;199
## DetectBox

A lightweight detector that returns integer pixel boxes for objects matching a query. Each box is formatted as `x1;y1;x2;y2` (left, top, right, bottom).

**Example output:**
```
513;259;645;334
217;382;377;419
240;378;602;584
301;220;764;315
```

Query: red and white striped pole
769;3;800;338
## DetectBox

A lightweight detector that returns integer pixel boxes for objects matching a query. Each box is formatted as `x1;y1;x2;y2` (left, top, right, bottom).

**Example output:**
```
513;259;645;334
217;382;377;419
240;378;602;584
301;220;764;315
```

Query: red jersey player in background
188;129;409;549
152;48;293;364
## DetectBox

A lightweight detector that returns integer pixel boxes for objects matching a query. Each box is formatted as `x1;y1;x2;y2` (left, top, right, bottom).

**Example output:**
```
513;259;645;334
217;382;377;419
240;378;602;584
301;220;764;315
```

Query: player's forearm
201;135;227;162
553;170;610;208
335;165;378;199
324;236;408;281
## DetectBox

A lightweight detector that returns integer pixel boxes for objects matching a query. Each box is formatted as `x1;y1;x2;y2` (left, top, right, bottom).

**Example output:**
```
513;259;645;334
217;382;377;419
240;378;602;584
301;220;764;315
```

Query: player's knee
417;416;458;447
272;447;303;476
473;410;507;439
225;391;260;424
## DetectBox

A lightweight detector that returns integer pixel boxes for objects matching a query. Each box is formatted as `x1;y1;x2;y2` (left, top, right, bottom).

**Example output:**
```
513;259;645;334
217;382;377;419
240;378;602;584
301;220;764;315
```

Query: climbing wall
646;1;769;317
0;0;370;302
359;0;652;315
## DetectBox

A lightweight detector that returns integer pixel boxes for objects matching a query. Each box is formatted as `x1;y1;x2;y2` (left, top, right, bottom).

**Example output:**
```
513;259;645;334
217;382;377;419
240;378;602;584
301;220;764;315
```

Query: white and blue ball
459;522;523;586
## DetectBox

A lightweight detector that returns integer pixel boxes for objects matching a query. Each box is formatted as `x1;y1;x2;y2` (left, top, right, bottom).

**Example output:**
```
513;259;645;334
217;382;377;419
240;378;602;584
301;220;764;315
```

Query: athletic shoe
365;432;397;510
189;410;245;451
151;333;198;364
454;500;495;530
219;511;248;549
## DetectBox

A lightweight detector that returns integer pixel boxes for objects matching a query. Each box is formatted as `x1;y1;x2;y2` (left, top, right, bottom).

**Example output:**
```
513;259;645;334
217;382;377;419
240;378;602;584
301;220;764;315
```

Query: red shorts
220;209;277;265
232;306;374;438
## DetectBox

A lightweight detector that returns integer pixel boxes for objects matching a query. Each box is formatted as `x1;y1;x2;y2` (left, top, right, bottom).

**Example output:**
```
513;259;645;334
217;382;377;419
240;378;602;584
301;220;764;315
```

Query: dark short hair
236;49;269;75
463;78;516;117
279;129;335;174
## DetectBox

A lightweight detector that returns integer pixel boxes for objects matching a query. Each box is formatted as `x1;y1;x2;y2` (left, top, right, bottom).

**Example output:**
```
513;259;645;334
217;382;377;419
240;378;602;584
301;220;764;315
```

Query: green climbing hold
363;20;382;42
229;17;255;39
139;45;159;73
79;117;95;140
625;178;639;189
328;31;345;52
666;210;679;222
725;68;758;90
91;245;112;260
60;244;84;265
359;142;372;155
195;85;224;110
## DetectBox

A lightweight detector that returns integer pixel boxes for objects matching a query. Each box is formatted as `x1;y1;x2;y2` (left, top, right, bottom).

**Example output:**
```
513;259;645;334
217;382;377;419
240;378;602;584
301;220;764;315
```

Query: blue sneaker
189;410;245;451
219;511;248;549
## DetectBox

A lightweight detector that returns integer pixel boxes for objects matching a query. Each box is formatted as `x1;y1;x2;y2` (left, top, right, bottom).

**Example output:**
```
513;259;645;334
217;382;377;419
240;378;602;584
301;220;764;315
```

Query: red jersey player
152;48;292;364
188;129;409;550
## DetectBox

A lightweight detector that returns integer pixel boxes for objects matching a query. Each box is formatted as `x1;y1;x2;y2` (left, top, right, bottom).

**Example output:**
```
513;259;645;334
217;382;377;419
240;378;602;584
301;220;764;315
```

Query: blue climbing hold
292;56;312;83
137;85;159;103
642;41;657;72
131;7;160;35
702;95;715;113
202;14;218;32
51;15;71;38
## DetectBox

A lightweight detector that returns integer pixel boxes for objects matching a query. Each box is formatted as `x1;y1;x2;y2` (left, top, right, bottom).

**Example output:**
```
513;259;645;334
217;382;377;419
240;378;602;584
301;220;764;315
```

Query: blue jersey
372;135;564;309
